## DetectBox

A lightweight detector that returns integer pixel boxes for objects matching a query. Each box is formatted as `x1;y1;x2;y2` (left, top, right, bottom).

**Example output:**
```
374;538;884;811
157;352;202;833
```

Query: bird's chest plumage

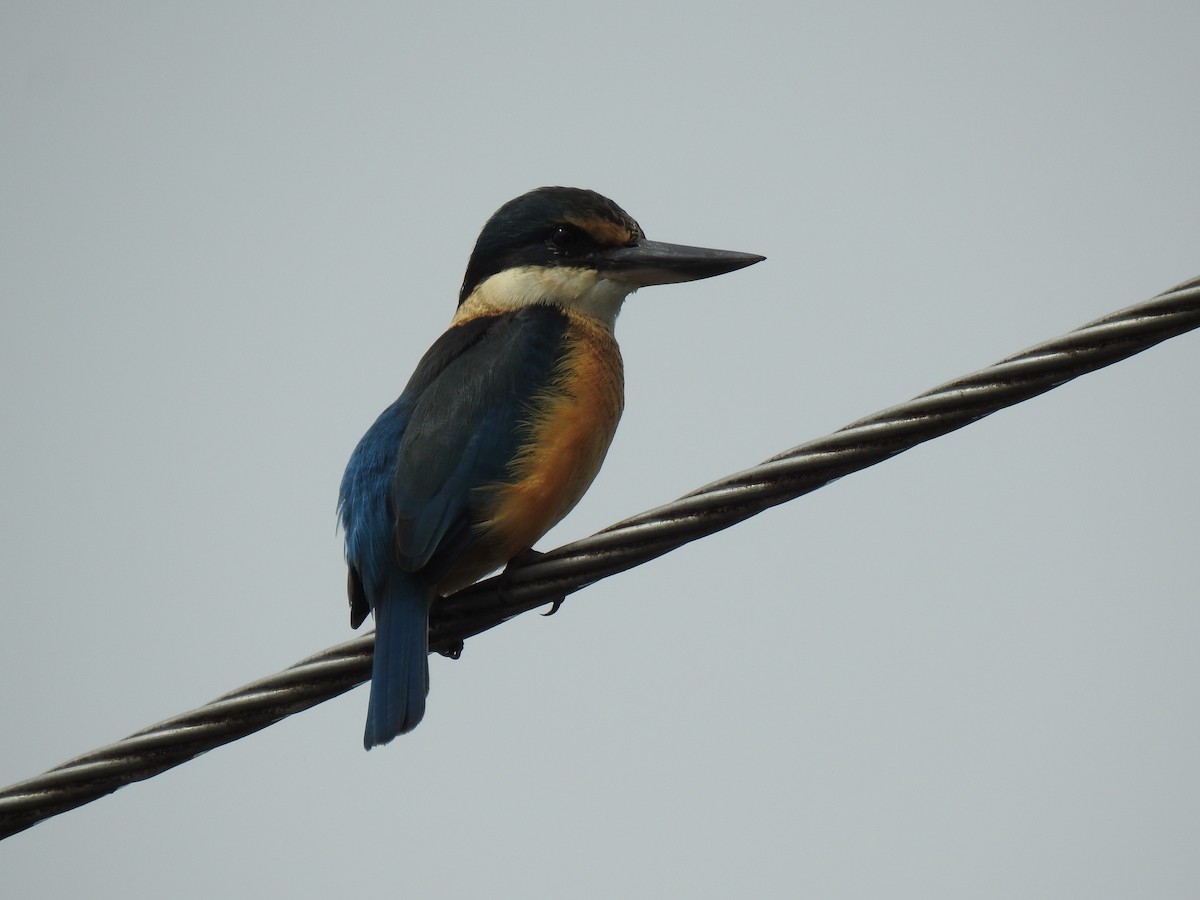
475;310;624;562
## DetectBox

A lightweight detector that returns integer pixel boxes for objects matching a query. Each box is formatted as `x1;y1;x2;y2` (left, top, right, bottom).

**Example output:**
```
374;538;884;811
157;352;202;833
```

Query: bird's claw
502;548;567;617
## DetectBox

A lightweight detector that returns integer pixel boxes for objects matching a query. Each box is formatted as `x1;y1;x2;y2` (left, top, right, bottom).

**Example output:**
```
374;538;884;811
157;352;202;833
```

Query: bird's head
457;187;764;327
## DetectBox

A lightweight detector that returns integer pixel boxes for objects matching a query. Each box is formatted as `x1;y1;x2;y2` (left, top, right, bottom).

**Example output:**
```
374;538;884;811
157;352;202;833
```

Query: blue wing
391;308;575;577
339;303;570;616
340;304;570;744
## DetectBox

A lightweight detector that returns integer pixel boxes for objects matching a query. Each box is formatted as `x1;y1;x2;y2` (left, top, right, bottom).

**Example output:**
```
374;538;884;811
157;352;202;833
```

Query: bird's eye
548;225;583;253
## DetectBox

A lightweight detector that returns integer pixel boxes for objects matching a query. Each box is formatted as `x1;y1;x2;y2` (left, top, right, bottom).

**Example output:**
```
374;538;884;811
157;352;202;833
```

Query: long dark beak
601;239;765;287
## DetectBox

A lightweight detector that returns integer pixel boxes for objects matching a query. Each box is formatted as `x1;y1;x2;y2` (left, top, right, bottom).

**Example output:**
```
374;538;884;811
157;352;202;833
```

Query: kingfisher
339;186;764;748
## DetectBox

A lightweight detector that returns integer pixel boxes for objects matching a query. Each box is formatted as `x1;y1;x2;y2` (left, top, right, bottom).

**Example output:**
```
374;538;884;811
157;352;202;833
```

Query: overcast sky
3;3;1199;898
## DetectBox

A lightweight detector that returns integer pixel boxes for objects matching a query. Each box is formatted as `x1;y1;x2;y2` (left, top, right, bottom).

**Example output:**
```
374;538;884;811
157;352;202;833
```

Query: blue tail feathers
364;572;433;748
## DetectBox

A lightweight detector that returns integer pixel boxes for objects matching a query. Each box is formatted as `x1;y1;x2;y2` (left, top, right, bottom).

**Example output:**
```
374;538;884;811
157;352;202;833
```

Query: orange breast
479;311;624;559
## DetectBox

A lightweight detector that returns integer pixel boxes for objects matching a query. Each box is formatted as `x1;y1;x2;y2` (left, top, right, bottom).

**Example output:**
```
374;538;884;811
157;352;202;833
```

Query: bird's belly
468;315;624;581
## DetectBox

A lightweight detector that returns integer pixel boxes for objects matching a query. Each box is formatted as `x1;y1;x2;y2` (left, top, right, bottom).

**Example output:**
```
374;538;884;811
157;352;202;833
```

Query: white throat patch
465;266;635;330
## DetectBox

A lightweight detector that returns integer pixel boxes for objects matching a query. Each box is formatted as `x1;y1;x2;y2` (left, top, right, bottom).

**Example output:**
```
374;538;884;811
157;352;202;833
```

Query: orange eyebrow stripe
565;214;636;247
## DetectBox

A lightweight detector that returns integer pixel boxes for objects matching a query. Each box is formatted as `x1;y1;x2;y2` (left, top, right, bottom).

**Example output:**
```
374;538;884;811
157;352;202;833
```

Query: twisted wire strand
436;274;1200;633
2;275;1197;840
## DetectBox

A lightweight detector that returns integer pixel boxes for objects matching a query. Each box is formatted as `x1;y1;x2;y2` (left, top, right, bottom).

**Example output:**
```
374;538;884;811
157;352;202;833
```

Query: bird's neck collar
454;265;634;330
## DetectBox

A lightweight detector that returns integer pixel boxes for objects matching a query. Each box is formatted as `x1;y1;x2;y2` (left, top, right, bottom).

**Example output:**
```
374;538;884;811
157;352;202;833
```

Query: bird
338;186;764;748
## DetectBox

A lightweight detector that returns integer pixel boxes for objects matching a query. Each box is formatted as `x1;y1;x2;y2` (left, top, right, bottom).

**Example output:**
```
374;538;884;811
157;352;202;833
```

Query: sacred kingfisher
339;186;764;748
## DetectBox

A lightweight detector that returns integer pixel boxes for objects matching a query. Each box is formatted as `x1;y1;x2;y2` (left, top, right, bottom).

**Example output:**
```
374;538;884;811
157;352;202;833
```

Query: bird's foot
501;549;568;617
437;640;464;660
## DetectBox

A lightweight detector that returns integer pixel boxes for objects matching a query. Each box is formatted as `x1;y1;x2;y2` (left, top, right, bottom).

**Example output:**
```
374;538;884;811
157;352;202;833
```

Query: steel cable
2;274;1197;840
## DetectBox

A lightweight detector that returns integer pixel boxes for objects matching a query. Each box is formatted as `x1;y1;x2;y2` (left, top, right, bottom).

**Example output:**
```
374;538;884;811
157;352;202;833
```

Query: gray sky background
3;3;1199;897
